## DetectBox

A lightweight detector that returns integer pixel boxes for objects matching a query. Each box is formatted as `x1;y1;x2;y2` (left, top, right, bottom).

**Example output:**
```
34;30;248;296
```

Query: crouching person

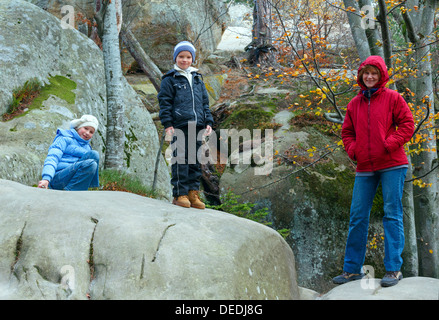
38;115;100;191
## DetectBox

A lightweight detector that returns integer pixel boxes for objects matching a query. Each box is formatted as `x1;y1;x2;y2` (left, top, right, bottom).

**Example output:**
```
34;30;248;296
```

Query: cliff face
24;0;230;71
0;179;299;300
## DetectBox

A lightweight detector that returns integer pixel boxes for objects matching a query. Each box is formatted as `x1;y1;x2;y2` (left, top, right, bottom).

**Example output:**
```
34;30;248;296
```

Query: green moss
221;104;274;131
2;75;77;121
124;127;139;168
254;95;280;112
300;162;384;219
205;75;223;94
28;75;77;111
370;185;385;218
300;162;354;218
98;169;159;199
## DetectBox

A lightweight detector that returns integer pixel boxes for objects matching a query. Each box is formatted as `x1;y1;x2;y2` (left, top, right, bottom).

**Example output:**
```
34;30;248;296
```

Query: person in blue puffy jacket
37;114;100;191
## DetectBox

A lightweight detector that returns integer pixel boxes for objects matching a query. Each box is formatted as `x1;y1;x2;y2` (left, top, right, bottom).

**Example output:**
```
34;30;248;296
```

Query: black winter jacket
158;69;214;129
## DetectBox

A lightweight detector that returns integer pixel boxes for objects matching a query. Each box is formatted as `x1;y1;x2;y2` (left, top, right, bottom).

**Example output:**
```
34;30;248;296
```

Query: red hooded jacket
341;55;414;172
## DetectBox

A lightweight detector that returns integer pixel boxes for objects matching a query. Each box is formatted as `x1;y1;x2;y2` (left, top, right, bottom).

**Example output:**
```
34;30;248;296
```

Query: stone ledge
319;277;439;300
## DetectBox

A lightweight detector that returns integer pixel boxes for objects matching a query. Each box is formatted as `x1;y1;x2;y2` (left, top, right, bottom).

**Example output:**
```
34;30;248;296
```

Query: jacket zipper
367;97;374;171
190;74;197;124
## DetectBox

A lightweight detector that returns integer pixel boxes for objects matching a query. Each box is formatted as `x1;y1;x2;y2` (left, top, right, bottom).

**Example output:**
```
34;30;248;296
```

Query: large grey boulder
0;179;299;300
0;0;171;198
320;277;439;300
24;0;230;72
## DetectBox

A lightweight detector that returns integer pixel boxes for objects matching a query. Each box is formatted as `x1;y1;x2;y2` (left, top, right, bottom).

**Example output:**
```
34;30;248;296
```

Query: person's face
77;126;95;140
362;69;380;89
176;51;193;70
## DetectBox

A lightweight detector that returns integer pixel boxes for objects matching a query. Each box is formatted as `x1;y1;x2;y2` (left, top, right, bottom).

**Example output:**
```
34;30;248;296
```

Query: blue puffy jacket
158;68;214;129
41;128;92;182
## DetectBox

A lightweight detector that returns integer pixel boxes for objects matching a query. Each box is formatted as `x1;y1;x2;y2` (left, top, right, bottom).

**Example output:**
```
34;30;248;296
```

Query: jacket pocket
347;142;356;161
174;83;188;104
172;107;193;124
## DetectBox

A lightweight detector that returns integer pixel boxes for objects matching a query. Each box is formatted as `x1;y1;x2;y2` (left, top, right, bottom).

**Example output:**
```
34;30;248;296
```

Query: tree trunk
359;0;383;57
120;28;162;92
342;0;371;61
406;0;438;278
96;0;126;170
246;0;276;66
402;159;418;277
377;0;392;68
376;0;396;90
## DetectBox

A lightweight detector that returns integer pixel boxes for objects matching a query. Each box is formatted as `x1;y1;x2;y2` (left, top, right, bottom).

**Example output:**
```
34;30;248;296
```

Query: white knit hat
70;115;99;130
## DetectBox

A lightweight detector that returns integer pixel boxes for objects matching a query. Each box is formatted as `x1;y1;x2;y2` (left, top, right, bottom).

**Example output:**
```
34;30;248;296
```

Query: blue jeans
50;151;100;191
343;167;407;273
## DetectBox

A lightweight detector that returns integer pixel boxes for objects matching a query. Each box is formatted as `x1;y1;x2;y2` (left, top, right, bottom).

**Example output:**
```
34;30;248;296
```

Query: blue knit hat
173;41;196;63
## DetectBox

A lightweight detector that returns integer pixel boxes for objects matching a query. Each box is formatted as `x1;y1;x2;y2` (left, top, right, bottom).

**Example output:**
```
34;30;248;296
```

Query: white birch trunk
342;0;371;61
99;0;125;170
401;0;438;277
402;159;418;276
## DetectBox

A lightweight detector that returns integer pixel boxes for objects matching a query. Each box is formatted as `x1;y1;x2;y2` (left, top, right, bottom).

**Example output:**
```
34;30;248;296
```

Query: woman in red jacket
333;56;414;287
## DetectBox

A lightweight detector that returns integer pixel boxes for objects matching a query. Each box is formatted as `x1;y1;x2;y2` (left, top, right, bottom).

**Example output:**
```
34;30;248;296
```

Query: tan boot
188;190;205;209
172;195;190;208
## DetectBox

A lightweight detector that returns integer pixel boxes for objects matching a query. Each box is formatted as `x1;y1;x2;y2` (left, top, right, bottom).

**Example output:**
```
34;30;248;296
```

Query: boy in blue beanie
158;41;214;209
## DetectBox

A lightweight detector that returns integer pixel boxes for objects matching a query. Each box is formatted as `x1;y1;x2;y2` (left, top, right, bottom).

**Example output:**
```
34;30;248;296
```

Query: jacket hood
357;55;389;91
56;128;90;145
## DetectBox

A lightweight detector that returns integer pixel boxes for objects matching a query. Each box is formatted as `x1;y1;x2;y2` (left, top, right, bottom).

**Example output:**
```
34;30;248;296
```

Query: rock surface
320;277;439;300
216;4;252;52
217;99;360;292
25;0;229;71
0;179;299;300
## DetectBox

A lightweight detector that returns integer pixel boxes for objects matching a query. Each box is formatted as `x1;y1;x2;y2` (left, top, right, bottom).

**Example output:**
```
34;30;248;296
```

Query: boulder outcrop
24;0;230;71
0;179;299;300
217;99;360;292
320;277;439;300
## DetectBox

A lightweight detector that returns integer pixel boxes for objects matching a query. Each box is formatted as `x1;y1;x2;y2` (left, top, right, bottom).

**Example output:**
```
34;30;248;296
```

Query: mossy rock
300;162;355;216
221;104;275;131
2;76;77;121
31;75;77;110
204;74;227;103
